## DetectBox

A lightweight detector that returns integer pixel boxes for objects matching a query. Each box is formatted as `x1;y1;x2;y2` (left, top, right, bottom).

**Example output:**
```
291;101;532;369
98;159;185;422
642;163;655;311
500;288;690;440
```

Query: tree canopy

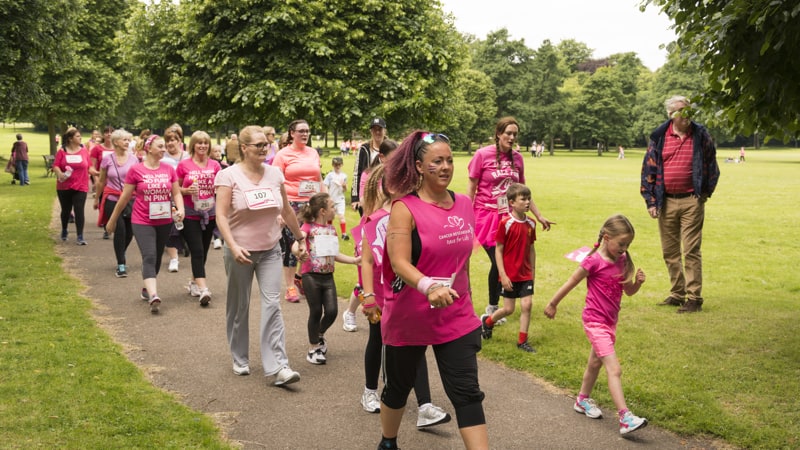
643;0;800;138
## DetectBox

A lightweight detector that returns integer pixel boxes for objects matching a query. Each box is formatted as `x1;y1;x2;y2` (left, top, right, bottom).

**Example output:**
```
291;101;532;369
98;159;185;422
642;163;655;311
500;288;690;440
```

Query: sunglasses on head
414;132;449;159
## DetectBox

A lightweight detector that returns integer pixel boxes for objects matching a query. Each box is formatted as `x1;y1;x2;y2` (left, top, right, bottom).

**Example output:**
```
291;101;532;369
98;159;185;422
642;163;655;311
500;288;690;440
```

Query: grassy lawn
2;125;799;448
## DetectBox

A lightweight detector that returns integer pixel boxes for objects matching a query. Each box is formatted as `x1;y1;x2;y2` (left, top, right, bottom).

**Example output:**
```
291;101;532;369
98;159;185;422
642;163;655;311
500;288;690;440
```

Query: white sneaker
199;288;211;307
342;310;357;332
306;348;327;365
213;238;222;249
574;397;603;419
361;388;381;413
484;304;506;325
168;258;179;273
416;403;451;428
233;362;250;376
188;280;200;297
619;411;648;435
274;366;300;386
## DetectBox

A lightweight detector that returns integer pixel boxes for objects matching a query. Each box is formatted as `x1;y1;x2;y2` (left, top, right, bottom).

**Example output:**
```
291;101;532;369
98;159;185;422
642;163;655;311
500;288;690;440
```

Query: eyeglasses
245;142;269;150
414;132;450;159
294;129;310;134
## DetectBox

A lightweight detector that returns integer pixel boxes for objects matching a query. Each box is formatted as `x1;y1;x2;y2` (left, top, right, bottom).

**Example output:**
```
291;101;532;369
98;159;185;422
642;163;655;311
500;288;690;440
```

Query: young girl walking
544;214;648;435
293;193;360;365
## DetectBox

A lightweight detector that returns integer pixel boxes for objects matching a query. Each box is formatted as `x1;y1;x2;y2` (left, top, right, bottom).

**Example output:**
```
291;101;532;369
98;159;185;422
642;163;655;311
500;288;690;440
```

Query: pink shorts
583;322;617;358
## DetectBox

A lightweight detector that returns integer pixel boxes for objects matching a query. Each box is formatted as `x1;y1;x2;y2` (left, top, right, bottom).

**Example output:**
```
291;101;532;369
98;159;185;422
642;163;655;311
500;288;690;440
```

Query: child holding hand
293;193;360;365
544;214;648;435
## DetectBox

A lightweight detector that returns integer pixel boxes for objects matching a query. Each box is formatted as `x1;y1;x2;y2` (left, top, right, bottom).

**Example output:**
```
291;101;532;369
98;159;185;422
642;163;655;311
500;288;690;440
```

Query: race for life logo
444;215;465;230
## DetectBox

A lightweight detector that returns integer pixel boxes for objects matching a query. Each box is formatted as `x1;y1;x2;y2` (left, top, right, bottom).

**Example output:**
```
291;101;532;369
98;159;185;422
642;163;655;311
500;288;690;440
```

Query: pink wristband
363;302;377;309
416;277;436;295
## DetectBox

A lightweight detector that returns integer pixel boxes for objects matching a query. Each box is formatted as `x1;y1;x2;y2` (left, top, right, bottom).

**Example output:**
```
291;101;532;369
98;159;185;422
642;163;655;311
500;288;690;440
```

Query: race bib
65;154;83;164
298;181;320;197
313;234;339;257
244;188;278;210
497;196;509;215
195;197;215;211
149;201;171;220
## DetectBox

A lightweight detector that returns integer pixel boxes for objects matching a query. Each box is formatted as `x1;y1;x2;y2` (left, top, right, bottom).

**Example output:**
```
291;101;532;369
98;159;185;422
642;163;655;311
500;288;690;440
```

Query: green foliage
643;0;800;138
125;0;466;138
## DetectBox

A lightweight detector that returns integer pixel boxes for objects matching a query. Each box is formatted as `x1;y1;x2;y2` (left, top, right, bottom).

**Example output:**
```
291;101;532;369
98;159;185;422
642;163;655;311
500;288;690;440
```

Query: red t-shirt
495;214;537;282
662;123;694;194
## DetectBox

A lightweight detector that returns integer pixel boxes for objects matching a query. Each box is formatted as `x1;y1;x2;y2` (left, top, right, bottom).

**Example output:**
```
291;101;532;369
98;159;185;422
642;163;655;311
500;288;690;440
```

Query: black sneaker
517;341;536;353
342;233;350;241
480;314;493;339
102;231;110;240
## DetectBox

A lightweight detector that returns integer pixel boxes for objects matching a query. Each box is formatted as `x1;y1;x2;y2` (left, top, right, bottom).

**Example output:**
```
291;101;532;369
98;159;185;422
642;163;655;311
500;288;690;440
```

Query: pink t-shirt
55;147;91;192
580;251;627;327
214;164;285;251
467;145;525;247
381;193;480;346
271;146;322;202
176;158;221;219
299;222;338;274
100;152;138;201
125;162;178;226
90;144;114;171
363;208;390;309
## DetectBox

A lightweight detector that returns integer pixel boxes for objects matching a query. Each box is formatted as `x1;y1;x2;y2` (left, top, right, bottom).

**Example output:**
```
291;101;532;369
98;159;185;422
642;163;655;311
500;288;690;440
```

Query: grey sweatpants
223;244;289;376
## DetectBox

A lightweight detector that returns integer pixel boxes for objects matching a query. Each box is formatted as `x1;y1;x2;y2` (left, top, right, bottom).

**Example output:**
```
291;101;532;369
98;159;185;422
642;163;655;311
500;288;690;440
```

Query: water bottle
63;166;73;179
189;177;199;205
172;207;184;230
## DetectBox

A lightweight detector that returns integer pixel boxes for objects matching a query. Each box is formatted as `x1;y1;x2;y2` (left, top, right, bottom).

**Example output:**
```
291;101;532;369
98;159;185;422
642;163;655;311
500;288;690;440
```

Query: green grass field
2;125;799;448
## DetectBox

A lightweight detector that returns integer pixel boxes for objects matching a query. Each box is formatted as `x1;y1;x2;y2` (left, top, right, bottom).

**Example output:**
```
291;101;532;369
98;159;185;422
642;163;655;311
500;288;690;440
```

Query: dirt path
60;202;722;449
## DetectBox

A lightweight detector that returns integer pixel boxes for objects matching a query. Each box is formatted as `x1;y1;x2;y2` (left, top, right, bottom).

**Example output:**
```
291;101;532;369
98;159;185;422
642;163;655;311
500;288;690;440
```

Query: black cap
369;117;387;129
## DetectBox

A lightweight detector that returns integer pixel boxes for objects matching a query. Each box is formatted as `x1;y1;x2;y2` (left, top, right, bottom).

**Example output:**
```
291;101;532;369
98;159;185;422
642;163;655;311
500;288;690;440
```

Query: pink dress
381;193;480;346
363;208;390;308
467;145;525;247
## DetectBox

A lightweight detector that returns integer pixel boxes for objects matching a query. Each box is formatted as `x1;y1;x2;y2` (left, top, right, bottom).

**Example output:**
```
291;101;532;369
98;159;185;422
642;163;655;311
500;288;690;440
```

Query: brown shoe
677;299;703;313
658;296;685;306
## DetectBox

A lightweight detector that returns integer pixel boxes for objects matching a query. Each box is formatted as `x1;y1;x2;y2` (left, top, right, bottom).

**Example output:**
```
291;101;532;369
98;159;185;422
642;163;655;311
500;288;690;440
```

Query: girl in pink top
176;131;222;306
544;214;648;435
54;127;92;245
378;131;487;450
271;119;327;303
292;193;359;365
106;135;184;314
467;117;552;320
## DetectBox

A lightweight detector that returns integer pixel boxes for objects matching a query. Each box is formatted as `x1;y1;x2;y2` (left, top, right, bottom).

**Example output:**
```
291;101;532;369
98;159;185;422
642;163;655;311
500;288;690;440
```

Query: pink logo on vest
445;216;465;230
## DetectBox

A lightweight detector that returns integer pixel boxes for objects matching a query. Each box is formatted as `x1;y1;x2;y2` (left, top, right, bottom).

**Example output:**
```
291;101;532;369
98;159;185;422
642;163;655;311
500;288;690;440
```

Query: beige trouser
658;196;705;301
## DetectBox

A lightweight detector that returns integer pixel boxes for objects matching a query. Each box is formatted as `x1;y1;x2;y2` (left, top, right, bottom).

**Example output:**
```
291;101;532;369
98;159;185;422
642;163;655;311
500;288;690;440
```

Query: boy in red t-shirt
481;183;538;352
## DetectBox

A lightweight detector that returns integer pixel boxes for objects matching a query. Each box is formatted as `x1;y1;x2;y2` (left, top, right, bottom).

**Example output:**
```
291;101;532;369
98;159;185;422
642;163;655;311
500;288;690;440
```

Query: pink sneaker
286;286;300;303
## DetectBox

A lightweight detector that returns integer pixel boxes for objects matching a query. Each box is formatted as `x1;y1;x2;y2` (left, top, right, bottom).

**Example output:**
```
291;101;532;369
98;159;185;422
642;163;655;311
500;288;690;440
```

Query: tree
0;0;79;120
556;39;594;73
127;0;466;141
528;39;567;151
470;28;536;128
642;0;800;138
578;67;630;154
445;67;497;151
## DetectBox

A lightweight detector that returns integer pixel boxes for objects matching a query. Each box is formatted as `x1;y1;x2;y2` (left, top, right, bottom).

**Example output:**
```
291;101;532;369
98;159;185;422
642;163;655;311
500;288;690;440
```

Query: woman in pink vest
378;131;488;450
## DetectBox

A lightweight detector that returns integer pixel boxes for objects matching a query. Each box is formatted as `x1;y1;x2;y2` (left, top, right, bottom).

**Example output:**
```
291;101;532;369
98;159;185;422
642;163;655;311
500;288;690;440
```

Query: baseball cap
369;117;387;129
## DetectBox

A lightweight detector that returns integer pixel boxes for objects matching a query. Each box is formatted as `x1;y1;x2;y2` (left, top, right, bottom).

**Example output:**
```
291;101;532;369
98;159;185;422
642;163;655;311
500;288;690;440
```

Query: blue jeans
15;160;28;184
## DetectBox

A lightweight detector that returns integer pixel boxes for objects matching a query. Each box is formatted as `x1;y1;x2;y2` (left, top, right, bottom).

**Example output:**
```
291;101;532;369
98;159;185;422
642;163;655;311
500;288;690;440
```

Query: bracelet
416;277;436;295
363;302;377;309
294;235;305;241
362;293;375;298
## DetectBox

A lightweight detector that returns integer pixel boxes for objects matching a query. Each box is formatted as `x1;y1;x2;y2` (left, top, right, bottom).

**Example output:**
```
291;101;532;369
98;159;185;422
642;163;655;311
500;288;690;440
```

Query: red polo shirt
662;123;694;194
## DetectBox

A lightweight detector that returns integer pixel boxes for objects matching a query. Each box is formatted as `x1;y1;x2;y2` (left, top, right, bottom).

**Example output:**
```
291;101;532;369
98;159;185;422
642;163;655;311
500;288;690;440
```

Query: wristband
362;293;375;298
416;277;436;295
363;302;377;309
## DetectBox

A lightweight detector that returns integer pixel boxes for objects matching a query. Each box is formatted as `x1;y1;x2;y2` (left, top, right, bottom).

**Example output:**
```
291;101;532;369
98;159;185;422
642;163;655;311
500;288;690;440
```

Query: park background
2;0;799;448
1;126;799;448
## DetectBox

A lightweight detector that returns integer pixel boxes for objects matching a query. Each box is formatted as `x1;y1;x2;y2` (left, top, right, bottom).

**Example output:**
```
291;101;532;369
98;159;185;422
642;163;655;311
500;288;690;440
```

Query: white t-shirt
324;170;347;204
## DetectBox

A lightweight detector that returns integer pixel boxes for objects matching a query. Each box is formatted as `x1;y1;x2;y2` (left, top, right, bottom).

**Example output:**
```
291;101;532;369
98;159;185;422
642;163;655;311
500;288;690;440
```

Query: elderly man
640;95;720;313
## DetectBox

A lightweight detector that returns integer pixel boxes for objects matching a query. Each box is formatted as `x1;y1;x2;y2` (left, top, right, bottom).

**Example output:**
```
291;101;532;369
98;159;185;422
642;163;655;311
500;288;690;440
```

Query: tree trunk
47;114;58;155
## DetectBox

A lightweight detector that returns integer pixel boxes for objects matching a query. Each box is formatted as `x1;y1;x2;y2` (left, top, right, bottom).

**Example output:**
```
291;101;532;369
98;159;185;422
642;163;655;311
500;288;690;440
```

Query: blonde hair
187;130;211;156
362;164;390;217
586;214;636;284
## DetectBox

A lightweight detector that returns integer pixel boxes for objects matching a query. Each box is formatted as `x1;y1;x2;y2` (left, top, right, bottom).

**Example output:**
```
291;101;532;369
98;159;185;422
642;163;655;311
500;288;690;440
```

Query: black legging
302;272;338;345
484;245;500;307
180;218;216;278
103;198;134;265
365;320;432;406
57;189;87;236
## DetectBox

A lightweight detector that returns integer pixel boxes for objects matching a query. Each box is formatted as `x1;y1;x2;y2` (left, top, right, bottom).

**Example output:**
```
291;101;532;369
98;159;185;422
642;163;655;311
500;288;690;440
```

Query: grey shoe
416;403;451;428
274;366;300;386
